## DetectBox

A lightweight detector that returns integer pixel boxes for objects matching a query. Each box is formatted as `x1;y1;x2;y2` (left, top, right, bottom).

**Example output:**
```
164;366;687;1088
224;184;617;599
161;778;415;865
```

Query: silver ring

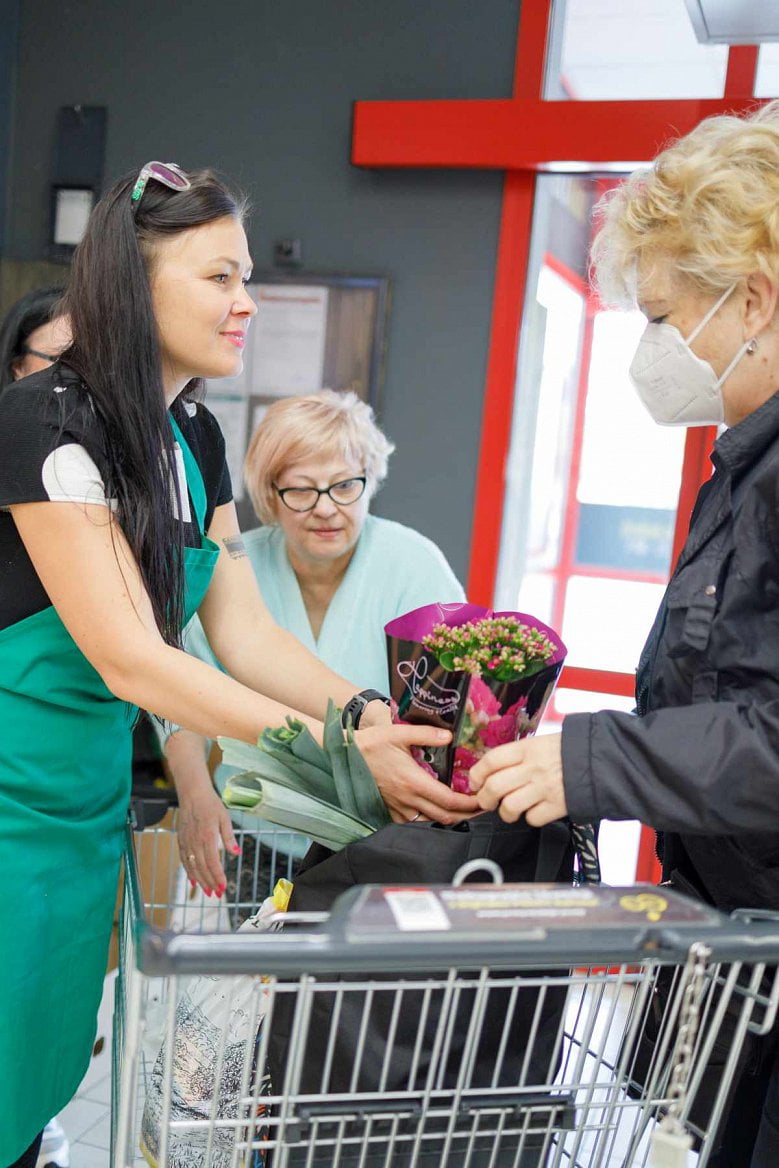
410;812;422;822
187;853;196;862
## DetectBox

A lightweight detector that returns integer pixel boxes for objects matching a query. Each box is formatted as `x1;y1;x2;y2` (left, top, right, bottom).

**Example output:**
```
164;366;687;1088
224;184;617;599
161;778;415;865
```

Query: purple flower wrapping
385;603;567;792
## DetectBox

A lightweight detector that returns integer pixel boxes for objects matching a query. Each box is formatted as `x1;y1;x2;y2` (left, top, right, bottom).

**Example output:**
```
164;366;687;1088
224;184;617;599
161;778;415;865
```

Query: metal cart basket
113;818;779;1167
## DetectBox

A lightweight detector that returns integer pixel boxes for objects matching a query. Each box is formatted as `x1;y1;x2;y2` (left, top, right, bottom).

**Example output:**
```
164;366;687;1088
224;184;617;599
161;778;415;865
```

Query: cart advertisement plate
347;882;722;937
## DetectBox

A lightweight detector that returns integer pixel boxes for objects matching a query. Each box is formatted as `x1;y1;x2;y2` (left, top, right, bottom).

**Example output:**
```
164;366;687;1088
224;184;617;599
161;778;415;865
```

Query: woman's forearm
109;637;323;744
164;728;214;795
213;622;359;719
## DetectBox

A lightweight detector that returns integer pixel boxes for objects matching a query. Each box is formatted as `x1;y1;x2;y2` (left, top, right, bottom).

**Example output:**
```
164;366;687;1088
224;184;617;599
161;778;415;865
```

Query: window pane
547;0;728;101
516;571;555;629
562;576;666;672
755;44;779;97
553;688;635;715
599;820;642;885
579;312;685;512
542;688;641;883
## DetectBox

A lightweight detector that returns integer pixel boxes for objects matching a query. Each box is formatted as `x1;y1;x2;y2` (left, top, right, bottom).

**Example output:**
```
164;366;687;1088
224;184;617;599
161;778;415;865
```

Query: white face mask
628;282;755;426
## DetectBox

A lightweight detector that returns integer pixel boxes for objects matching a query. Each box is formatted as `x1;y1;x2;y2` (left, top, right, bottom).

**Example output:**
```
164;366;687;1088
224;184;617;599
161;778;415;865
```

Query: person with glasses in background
0;286;70;385
0;163;474;1168
160;390;466;903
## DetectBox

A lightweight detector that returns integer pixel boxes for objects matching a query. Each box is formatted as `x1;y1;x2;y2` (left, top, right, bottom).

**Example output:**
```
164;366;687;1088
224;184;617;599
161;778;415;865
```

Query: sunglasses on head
130;161;191;213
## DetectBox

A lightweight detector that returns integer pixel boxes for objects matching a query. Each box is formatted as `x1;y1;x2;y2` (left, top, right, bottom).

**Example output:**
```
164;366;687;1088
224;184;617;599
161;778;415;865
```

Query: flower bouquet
386;602;601;883
386;603;566;793
218;700;391;851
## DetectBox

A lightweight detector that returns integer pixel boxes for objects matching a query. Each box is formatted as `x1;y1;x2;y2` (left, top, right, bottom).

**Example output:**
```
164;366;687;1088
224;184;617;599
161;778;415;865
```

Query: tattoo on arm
223;535;247;560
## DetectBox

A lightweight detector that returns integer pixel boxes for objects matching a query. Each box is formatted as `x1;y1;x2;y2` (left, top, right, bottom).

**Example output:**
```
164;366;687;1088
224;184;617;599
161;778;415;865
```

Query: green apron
0;416;219;1162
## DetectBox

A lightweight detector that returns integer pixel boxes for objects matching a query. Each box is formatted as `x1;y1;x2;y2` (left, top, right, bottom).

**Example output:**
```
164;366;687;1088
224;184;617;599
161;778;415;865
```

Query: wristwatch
341;689;391;730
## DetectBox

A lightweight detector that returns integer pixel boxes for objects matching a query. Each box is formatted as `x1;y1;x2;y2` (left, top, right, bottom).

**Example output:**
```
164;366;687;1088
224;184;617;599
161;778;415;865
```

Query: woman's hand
355;723;480;824
165;729;242;895
469;733;567;826
358;698;392;729
177;782;241;896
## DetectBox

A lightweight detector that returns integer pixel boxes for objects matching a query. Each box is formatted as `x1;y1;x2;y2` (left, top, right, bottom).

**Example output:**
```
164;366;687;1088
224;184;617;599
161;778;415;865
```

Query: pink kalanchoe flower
467;675;501;718
480;695;530;749
451;770;472;794
464;697;492;728
451;745;481;793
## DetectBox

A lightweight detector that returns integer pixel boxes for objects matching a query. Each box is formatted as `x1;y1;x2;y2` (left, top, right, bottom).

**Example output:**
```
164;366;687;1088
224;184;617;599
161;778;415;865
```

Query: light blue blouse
169;515;465;834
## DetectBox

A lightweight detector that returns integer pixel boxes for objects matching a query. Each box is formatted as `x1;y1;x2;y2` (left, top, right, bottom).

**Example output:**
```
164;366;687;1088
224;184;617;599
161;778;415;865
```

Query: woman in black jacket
472;100;779;1165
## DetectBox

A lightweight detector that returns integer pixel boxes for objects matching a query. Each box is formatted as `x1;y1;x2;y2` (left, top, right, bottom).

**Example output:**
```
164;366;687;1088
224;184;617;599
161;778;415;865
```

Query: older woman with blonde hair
471;101;779;1164
165;390;465;897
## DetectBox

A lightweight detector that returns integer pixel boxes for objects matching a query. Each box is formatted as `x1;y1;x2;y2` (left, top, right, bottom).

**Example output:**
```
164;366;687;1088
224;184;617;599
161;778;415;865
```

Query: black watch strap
341;688;391;730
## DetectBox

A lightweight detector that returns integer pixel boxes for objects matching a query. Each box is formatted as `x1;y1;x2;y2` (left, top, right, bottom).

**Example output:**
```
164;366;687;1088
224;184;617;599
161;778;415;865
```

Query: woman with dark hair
0;162;474;1168
0;285;69;384
0;285;74;1168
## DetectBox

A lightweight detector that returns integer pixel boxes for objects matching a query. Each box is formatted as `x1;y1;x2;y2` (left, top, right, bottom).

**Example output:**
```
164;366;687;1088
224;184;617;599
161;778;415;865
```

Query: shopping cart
113;816;779;1167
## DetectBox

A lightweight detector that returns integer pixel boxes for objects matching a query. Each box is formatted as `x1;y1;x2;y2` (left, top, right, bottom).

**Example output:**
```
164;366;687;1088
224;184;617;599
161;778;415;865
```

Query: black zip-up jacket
562;389;779;912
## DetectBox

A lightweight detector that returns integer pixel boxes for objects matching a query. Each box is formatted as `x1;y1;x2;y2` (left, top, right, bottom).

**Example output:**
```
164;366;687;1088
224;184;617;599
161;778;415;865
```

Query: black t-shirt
0;363;232;631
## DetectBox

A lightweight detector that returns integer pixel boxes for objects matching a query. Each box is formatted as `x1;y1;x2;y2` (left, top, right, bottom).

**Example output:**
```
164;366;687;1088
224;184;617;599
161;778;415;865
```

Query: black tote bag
265;813;576;1167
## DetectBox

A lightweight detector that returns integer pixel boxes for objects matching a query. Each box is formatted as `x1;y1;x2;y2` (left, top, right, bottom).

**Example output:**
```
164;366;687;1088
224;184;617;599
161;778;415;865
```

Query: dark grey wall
6;0;520;582
0;0;19;253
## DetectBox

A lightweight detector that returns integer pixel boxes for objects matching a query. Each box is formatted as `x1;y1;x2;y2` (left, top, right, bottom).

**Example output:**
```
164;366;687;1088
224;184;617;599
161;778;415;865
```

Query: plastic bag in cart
140;880;291;1168
266;815;577;1167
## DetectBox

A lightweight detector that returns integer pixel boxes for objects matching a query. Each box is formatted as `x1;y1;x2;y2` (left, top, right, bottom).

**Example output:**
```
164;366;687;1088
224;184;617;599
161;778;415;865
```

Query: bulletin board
205;271;390;529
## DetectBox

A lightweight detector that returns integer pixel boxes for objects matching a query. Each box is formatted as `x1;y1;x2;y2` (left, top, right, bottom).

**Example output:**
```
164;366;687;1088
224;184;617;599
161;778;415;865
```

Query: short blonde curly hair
244;390;395;524
591;100;779;307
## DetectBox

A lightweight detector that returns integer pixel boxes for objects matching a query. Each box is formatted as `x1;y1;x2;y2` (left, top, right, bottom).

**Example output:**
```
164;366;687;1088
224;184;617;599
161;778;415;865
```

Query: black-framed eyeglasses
130;161;191;214
274;476;367;513
23;346;62;364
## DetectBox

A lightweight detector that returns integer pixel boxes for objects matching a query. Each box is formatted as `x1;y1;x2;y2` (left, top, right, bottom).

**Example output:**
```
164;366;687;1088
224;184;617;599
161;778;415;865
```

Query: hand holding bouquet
386;603;566;794
423;615;558;792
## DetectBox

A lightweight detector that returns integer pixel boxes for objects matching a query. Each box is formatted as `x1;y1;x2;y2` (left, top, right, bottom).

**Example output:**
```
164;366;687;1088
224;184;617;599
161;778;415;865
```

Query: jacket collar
677;389;779;571
712;389;779;478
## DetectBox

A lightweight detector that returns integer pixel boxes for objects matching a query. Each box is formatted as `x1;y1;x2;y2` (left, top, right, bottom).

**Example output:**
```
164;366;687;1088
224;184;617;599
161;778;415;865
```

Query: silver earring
747;338;758;355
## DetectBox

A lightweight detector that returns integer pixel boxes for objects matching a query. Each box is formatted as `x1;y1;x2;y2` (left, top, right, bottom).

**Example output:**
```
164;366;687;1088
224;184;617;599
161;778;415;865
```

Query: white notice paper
253;284;328;396
204;394;248;503
252;403;269;434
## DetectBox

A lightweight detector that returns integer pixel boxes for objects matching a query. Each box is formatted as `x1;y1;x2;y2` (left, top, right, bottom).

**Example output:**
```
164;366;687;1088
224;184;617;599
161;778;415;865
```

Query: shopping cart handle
731;907;779;925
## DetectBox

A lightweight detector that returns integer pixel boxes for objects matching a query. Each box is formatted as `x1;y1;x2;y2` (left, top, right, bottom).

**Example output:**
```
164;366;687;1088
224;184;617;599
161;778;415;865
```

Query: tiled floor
51;971;115;1167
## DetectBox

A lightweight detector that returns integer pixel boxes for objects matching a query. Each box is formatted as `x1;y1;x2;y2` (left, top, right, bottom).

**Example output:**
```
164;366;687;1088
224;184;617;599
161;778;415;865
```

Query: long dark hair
63;167;247;646
0;286;65;386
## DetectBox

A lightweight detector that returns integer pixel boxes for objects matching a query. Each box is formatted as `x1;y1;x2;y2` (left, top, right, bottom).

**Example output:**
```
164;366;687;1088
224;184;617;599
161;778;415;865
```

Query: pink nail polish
231;845;242;855
205;888;212;897
217;883;226;896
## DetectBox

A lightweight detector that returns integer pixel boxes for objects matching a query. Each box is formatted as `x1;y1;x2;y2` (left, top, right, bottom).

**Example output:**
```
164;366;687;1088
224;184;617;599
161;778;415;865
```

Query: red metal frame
725;45;759;95
466;169;537;605
351;97;764;170
513;0;552;101
465;0;554;605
